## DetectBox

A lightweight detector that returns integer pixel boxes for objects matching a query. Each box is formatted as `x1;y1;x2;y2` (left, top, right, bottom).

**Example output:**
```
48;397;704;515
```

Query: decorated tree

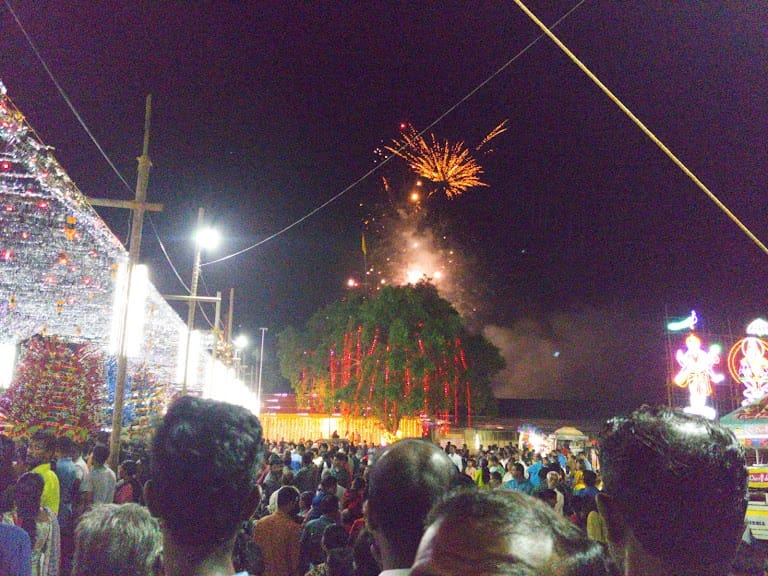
0;335;105;440
278;282;503;432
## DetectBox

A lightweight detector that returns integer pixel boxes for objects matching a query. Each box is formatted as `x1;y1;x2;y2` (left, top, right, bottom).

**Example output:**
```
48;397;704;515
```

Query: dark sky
1;2;765;412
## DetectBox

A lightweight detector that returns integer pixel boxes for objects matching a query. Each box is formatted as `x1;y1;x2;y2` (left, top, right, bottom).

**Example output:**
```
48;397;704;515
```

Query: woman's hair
15;472;44;547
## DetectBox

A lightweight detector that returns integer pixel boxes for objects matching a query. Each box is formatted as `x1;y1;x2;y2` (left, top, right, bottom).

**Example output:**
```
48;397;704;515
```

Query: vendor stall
720;397;768;540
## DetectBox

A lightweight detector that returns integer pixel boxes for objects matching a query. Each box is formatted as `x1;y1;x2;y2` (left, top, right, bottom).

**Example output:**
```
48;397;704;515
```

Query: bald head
367;439;459;568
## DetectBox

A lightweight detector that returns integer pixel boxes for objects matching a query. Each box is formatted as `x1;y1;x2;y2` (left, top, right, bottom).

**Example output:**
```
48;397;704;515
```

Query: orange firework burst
385;120;507;199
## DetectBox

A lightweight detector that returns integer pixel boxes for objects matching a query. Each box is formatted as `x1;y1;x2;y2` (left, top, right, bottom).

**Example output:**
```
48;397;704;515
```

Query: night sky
1;2;765;414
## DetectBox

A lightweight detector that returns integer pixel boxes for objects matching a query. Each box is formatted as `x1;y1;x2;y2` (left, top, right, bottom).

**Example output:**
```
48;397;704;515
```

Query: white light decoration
747;318;768;337
667;310;698;332
176;328;202;388
0;342;16;388
0;81;189;406
673;333;723;419
202;358;259;414
728;320;768;405
108;264;148;357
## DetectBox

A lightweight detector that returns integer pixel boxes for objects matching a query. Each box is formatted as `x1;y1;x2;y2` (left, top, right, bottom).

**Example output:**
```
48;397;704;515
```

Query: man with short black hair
502;462;535;495
146;396;264;576
597;405;748;576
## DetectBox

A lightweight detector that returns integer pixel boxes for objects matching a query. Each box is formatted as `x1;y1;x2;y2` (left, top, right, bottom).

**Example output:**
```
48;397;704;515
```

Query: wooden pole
104;95;161;472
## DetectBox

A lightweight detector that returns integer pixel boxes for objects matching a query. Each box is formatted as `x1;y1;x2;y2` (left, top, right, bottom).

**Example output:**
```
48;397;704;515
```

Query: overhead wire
202;0;588;267
3;0;198;294
6;0;587;274
513;0;768;257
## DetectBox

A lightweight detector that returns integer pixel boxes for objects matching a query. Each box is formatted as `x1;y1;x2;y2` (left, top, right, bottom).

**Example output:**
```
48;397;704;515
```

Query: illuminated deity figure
738;337;768;402
674;333;724;417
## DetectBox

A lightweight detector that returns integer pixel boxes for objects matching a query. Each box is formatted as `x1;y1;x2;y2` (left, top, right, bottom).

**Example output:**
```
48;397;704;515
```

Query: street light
233;334;248;380
182;208;220;394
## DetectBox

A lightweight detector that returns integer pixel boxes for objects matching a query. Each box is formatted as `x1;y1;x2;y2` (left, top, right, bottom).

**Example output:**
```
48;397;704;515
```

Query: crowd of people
0;398;759;576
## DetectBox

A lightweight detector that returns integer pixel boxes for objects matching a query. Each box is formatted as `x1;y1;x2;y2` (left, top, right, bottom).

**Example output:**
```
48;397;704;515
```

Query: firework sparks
385;121;507;199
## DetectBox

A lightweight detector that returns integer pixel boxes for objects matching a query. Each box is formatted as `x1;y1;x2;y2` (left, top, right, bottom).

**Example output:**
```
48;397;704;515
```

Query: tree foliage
277;283;504;432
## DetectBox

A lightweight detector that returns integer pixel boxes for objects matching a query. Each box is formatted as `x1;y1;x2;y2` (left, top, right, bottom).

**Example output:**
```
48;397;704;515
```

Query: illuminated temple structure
0;81;202;432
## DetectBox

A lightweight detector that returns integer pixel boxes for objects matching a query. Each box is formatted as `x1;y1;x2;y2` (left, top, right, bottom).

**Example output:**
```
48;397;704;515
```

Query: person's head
302;451;314;467
120;460;138;480
321;474;338;495
318;493;340;517
582;470;597;487
72;503;162;576
15;472;44;547
92;444;110;467
489;471;502;487
146;396;263;554
366;438;459;569
56;435;77;459
334;452;347;466
28;431;55;467
299;490;314;513
276;485;300;514
512;462;525;482
322;524;349;551
352;528;380;576
536;488;558;509
411;489;615;576
281;468;294;486
268;453;283;475
327;546;355;576
598;405;748;576
546;470;560;489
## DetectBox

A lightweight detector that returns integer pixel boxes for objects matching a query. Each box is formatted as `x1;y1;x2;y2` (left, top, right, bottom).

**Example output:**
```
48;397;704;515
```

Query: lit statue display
728;336;768;404
673;333;723;419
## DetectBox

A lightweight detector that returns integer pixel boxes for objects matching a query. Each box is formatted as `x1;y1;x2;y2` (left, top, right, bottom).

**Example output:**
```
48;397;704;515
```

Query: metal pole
109;95;153;472
212;291;221;361
182;207;204;395
257;327;267;414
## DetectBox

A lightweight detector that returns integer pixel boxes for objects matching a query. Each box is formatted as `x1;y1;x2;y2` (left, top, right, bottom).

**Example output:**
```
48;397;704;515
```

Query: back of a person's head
321;474;338;490
599;405;747;573
323;524;349;550
92;444;110;466
56;435;76;457
148;396;263;548
326;546;355;576
582;470;597;487
15;472;43;514
32;430;55;452
366;438;458;564
318;493;339;515
120;460;138;477
277;485;300;509
72;503;162;576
